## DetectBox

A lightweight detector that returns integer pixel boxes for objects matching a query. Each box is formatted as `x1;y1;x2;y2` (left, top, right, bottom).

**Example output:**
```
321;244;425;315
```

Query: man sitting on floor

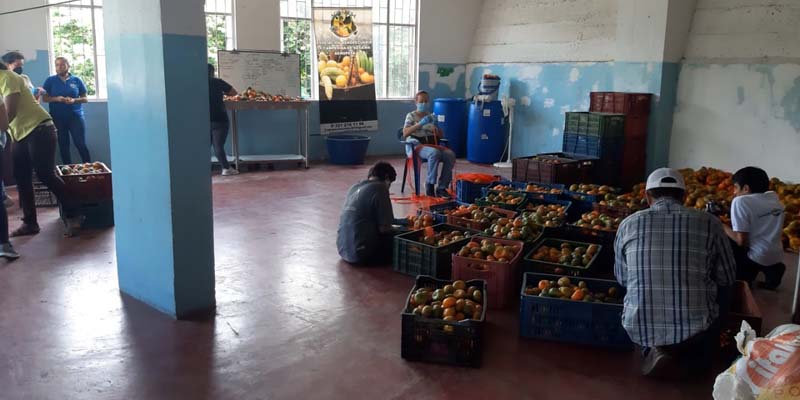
723;166;786;289
614;168;736;378
337;161;407;266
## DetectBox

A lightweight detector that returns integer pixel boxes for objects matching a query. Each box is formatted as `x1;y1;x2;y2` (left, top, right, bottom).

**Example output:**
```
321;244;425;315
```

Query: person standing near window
42;57;91;165
207;63;239;176
0;60;81;237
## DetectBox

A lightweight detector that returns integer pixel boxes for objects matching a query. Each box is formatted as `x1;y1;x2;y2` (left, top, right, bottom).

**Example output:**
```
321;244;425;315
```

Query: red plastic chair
397;129;450;196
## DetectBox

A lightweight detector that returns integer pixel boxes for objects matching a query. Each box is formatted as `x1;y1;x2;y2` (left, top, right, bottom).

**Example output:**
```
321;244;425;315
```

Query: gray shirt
337;180;395;263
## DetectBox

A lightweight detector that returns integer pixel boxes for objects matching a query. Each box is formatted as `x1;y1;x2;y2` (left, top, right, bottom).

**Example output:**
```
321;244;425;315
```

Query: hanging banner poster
313;6;378;134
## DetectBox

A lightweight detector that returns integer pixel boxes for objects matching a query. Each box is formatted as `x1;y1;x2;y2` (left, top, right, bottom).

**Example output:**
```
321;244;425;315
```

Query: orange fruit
443;307;456;318
455;313;466;321
455;299;465;312
453;280;466;291
453;289;466;299
443;315;456;321
442;297;457;308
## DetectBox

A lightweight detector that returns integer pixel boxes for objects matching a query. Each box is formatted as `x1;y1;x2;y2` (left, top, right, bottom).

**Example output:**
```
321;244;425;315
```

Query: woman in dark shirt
208;63;238;176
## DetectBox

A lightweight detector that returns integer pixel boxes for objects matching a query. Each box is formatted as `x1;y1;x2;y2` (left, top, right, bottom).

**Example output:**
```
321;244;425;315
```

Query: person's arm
73;77;88;104
41;77;60;103
613;220;628;286
374;186;396;234
221;80;237;96
727;198;750;247
402;113;422;138
0;102;9;132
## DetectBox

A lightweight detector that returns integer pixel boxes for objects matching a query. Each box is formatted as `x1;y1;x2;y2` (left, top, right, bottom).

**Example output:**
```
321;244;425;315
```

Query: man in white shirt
724;166;786;289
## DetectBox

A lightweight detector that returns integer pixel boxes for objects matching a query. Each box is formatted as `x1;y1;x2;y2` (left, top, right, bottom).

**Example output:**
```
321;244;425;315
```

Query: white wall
0;0;49;59
670;0;800;182
236;0;281;51
468;0;617;63
418;0;482;64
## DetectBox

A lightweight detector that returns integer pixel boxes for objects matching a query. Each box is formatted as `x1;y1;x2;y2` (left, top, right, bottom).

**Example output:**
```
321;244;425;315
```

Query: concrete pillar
613;0;697;172
103;0;215;318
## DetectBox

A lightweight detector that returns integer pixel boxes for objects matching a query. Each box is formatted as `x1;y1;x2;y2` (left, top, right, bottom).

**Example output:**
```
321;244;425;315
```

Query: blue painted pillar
103;0;215;318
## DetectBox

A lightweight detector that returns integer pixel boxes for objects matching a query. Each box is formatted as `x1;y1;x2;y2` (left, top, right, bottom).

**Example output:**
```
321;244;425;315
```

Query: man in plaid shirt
615;168;736;378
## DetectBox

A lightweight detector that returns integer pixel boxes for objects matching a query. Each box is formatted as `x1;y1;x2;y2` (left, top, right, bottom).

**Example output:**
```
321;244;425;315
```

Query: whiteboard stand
225;101;311;171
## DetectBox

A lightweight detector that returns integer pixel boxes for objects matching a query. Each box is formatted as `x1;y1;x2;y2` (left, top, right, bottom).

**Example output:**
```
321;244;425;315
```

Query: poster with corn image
313;7;378;134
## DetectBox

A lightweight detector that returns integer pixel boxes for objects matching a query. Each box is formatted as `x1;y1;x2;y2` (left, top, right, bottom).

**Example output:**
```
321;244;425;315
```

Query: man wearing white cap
614;168;736;378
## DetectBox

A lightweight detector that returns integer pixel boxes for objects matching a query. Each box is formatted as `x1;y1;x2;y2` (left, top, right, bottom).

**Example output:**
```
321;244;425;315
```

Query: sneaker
0;242;19;260
221;168;240;176
10;223;40;238
436;188;452;199
63;217;83;238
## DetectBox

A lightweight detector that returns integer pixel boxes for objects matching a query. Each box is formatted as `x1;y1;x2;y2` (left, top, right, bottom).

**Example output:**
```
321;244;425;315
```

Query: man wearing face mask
402;90;456;198
337;161;407;266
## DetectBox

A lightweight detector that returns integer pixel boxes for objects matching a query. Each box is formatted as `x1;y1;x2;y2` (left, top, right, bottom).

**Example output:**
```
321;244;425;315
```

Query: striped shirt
614;197;736;347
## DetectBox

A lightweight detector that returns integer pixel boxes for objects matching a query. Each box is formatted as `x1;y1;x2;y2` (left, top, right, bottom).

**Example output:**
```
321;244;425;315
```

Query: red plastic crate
57;162;112;204
451;237;525;309
589;92;652;116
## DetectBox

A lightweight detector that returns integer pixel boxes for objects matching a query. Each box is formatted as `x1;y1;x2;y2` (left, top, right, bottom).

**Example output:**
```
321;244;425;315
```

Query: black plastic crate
393;224;478;279
34;184;58;207
401;276;487;367
475;190;527;211
516;198;574;224
418;201;465;224
522;238;603;277
483;180;565;203
520;272;631;348
563;133;624;161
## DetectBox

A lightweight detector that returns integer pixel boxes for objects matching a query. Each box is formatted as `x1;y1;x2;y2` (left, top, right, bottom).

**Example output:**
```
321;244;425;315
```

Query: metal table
224;100;311;170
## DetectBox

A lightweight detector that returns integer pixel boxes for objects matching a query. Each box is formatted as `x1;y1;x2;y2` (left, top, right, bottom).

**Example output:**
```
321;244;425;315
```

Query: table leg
304;106;310;169
232;109;240;171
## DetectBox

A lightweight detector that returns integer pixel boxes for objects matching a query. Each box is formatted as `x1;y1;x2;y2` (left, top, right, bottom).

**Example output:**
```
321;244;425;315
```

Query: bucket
478;76;501;101
326;135;371;165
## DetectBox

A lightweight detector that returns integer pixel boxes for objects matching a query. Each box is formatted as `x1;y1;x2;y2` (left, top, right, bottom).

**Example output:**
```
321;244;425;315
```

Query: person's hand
64;97;75;104
419;114;434;126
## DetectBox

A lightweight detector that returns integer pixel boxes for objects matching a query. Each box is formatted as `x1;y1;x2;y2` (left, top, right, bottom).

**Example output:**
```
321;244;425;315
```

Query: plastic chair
397;128;448;196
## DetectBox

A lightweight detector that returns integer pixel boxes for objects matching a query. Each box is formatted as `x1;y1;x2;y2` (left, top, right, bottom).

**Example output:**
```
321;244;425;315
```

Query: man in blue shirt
42;57;91;165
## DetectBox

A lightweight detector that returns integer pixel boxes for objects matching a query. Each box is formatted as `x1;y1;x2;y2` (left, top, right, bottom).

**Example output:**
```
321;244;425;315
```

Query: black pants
211;121;230;169
13;123;73;225
54;114;90;164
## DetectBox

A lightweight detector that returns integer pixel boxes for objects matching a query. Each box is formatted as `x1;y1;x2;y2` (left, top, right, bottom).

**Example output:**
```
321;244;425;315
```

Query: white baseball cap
645;168;686;191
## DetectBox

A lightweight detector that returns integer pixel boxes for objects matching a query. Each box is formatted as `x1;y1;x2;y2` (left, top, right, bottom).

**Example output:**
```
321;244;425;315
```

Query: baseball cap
645;168;686;191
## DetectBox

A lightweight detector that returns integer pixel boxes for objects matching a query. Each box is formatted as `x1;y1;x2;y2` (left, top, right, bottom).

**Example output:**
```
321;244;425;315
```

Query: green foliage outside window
50;13;97;96
282;20;312;98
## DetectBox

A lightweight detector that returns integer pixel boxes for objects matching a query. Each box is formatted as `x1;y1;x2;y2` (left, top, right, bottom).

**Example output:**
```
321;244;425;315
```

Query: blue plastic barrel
326;135;371;165
433;98;468;157
467;101;505;164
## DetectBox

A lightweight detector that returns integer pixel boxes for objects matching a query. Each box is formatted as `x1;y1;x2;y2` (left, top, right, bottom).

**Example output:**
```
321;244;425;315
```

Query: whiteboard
217;50;301;98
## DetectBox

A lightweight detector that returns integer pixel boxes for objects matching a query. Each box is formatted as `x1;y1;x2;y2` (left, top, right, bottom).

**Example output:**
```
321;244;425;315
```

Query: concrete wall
0;0;480;167
670;0;800;182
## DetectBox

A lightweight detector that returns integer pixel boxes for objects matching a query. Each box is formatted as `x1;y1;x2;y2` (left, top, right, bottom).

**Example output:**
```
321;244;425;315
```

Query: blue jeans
416;145;456;188
54;114;90;165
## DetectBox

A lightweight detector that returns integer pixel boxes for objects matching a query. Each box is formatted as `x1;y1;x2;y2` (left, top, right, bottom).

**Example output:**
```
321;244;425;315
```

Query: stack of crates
588;92;652;189
562;112;626;186
33;173;58;207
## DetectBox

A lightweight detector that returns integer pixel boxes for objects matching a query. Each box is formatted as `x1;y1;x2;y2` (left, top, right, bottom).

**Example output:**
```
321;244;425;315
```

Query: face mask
12;67;22;74
416;102;427;112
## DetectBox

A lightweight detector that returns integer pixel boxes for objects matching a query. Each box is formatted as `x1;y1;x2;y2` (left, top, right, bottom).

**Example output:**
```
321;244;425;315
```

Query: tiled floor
0;157;796;399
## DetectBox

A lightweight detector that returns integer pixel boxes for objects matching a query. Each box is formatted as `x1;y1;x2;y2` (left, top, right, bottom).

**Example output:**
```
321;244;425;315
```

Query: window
205;0;236;69
47;1;234;99
280;0;418;99
47;0;106;99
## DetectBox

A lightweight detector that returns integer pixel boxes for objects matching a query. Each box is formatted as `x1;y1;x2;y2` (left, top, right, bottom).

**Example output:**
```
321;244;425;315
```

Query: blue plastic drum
432;98;468;157
467;101;505;164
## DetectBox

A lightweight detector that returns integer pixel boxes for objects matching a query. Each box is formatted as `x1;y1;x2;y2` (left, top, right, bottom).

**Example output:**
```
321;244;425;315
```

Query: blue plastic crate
563;133;624;161
456;180;499;203
483;180;565;203
519;272;632;348
418;201;467;224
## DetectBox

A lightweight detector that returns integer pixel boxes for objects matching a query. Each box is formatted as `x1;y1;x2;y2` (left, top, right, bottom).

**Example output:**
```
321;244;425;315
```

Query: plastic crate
564;112;626;139
60;200;114;229
57;162;112;204
720;281;762;360
393;223;478;279
523;238;603;277
401;276;487;368
517;198;574;225
562;133;624;162
451;237;525;309
589;92;652;116
456;180;499;203
446;206;517;231
511;154;595;185
34;184;58;207
520;272;631;348
475;190;527;211
484;181;564;203
418;201;465;224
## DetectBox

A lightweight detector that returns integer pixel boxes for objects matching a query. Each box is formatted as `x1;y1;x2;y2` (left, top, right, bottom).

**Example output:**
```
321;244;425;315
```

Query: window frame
279;0;420;100
205;0;238;69
46;0;105;101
